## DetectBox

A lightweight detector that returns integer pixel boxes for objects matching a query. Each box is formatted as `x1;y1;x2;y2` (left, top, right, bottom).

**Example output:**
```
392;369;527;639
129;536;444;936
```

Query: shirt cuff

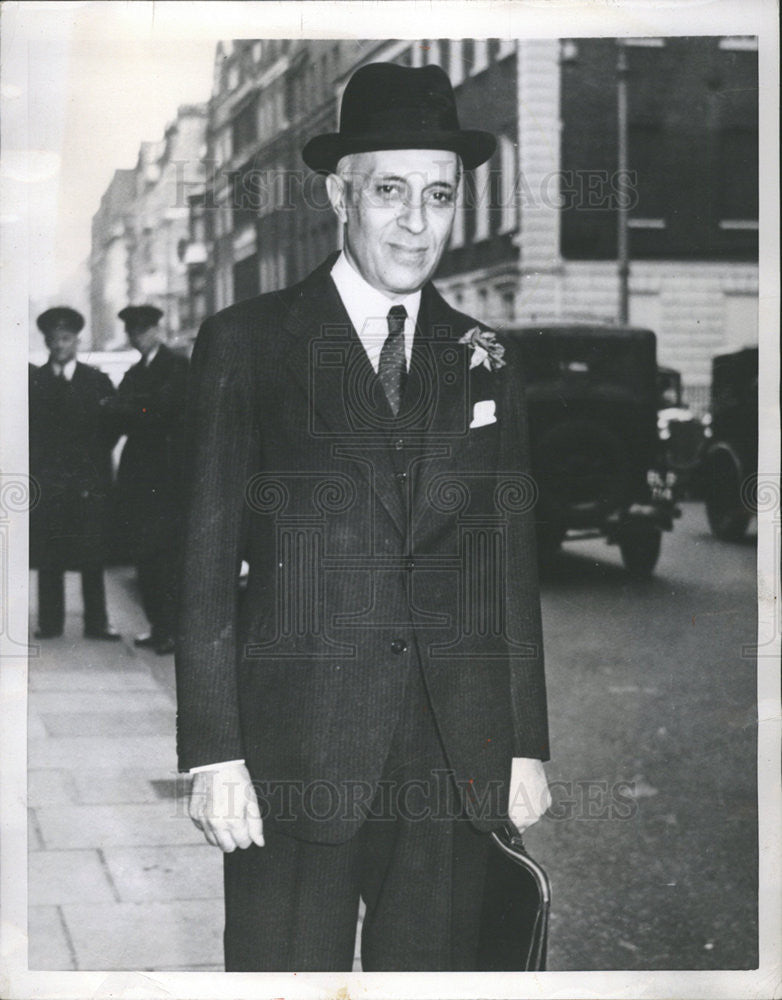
189;759;245;774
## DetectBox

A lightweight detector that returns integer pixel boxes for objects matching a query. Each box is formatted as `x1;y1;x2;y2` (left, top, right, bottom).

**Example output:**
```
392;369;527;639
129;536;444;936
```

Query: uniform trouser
37;556;109;635
222;658;495;972
136;549;177;640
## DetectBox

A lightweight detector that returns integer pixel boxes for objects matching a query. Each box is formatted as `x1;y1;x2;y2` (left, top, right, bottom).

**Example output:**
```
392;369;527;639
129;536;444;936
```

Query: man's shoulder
201;256;337;338
203;287;293;333
74;361;113;386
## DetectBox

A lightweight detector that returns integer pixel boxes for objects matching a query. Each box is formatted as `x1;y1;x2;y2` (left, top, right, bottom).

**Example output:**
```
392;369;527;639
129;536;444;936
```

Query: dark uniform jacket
176;255;549;843
29;361;116;569
104;344;189;559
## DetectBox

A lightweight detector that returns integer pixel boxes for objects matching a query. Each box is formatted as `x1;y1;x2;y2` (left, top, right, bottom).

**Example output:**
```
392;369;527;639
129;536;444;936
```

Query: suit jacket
105;344;189;558
176;255;549;843
29;361;116;569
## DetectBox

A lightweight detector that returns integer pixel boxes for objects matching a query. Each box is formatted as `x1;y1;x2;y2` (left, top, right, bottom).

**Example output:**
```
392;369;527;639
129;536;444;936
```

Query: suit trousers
37;554;108;635
136;550;177;641
222;657;495;971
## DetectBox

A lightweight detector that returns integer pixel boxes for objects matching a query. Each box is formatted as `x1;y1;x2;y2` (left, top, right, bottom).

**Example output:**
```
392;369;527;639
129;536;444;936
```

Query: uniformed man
103;306;188;655
30;307;120;640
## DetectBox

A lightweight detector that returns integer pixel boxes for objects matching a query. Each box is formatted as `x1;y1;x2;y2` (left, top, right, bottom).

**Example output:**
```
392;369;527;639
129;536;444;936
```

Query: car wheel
618;522;662;578
704;444;751;541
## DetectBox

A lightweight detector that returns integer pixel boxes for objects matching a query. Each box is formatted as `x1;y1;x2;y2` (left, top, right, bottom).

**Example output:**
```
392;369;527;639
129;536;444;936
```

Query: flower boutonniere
459;326;506;372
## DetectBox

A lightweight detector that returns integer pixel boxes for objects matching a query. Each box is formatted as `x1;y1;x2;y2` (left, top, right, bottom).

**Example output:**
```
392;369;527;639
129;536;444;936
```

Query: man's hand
507;757;551;835
188;762;264;852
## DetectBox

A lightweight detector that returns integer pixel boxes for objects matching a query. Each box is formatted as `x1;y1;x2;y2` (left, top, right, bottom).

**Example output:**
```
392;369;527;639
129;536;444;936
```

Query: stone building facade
90;104;207;350
185;35;757;405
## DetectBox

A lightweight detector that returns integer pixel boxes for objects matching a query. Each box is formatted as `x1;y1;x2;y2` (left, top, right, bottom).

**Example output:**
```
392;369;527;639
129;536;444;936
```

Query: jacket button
405;559;415;572
394;438;404;450
390;639;407;654
395;471;407;484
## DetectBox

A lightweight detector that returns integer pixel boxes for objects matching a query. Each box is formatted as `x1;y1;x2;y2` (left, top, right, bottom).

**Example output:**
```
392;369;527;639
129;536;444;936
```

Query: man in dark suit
103;306;188;655
177;62;550;971
30;307;120;640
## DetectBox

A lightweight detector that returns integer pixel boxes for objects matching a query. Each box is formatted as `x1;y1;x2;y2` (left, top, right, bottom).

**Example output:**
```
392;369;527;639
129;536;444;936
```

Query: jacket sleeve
174;317;257;770
500;335;550;762
103;358;188;433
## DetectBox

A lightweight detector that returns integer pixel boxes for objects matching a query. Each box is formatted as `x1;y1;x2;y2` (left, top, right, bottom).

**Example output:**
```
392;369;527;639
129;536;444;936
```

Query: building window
718;126;758;224
496;38;516;60
623;37;666;47
628;122;667;222
228;64;240;91
719;36;758;50
252;41;263;62
450;177;465;249
471;39;489;75
410;43;423;67
215;129;232;167
449;40;464;85
498;287;515;321
498;134;517;234
216;262;234;310
473;160;491;242
232;98;258;153
425;40;441;66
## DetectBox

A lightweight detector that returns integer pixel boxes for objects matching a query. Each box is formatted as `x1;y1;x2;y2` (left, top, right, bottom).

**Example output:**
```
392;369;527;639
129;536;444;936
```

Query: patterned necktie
378;305;407;415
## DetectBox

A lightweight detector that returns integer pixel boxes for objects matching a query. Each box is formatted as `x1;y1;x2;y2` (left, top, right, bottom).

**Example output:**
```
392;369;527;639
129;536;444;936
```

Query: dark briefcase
476;823;551;971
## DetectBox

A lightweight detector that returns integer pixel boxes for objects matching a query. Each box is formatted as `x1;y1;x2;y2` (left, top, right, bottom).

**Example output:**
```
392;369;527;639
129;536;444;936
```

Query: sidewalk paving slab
40;709;176;739
34;803;205;850
102;845;223;903
69;767;184;806
29;850;117;905
28;906;76;970
29;669;158;692
28;768;78;807
29;735;176;770
60;899;224;970
29;690;175;714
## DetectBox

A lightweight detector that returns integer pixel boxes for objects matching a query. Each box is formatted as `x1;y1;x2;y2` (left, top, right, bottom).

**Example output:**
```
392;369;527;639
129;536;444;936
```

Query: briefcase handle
489;822;551;971
491;823;552;907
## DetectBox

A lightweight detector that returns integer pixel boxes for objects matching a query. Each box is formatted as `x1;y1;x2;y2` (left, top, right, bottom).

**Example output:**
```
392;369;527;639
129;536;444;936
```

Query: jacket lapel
278;262;479;538
279;257;407;535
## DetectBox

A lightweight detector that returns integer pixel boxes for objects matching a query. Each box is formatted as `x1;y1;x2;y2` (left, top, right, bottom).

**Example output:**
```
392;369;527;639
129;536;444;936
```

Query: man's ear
325;173;348;224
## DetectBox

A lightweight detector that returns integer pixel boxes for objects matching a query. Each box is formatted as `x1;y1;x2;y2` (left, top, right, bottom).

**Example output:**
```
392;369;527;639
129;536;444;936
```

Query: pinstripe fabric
176;253;549;845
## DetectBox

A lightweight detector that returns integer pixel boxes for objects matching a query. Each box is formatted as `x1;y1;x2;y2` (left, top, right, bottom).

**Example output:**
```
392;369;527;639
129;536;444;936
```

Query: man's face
328;149;460;297
126;324;159;357
45;328;79;365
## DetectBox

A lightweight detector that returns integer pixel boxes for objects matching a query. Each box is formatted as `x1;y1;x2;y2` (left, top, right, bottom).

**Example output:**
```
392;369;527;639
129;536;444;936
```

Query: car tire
618;522;662;578
704;444;751;541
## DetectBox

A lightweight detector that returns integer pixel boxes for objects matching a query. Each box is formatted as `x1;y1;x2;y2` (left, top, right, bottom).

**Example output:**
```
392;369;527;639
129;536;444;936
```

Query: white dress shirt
329;251;421;372
143;344;160;367
50;358;77;381
190;253;422;776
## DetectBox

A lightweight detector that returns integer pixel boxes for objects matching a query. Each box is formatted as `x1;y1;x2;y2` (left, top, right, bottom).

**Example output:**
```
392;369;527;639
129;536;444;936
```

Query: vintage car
504;323;679;577
656;365;708;497
702;346;758;540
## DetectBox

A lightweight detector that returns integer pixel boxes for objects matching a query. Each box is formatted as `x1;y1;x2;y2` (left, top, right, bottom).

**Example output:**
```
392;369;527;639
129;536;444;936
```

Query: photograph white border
1;2;779;998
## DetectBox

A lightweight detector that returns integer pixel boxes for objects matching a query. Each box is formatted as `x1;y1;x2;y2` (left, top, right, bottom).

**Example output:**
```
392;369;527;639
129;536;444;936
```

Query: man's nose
397;198;426;234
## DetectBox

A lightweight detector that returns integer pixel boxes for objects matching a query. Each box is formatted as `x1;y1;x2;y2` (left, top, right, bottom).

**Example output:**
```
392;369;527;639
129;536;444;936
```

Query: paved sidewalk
28;566;224;971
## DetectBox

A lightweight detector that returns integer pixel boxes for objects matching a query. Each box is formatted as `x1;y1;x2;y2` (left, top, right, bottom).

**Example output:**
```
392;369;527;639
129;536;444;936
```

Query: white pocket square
470;399;497;428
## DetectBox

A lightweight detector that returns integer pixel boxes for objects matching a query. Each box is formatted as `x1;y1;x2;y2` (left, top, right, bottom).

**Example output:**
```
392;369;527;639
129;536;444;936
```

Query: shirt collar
51;358;77;381
330;251;421;372
144;344;160;367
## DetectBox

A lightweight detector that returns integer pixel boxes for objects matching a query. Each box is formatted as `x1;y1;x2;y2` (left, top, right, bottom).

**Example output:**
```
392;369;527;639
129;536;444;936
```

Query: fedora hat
118;304;163;330
36;306;84;335
302;62;496;174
